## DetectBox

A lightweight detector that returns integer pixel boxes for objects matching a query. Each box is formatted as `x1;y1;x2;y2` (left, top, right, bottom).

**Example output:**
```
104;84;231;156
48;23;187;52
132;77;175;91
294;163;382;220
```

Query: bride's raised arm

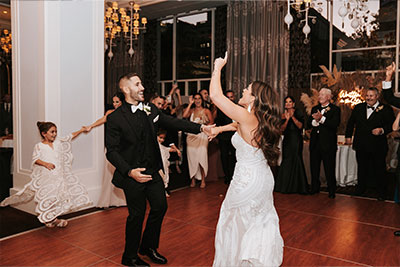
209;52;251;125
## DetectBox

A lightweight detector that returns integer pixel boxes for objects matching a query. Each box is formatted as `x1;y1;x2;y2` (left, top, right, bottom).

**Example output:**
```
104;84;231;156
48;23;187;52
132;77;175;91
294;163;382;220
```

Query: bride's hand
213;51;228;71
207;126;220;141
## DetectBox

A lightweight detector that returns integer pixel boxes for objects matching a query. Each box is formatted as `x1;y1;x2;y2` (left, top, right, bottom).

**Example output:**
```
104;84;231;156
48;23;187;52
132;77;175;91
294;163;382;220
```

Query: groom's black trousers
122;172;167;259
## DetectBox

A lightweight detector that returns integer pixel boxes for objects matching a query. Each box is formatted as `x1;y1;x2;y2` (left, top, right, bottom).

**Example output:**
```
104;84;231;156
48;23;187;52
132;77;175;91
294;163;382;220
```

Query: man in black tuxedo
106;73;213;266
215;90;237;184
345;87;395;201
307;88;341;198
381;62;400;237
382;62;399;107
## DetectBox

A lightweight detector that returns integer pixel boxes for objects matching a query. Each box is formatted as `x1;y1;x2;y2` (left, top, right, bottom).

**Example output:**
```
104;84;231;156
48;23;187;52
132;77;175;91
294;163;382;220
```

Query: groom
106;73;213;266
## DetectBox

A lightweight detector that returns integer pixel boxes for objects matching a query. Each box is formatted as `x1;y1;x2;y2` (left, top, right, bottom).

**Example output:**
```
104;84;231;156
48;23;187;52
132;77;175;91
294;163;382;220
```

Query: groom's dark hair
118;73;139;89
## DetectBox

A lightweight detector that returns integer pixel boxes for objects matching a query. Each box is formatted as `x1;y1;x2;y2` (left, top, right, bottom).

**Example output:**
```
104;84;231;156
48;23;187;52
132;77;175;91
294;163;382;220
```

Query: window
158;9;215;96
310;0;399;92
177;12;212;80
159;18;173;81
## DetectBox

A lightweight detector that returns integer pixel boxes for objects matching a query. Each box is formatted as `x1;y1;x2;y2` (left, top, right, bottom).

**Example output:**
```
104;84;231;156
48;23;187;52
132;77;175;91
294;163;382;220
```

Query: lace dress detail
213;132;283;267
0;135;92;223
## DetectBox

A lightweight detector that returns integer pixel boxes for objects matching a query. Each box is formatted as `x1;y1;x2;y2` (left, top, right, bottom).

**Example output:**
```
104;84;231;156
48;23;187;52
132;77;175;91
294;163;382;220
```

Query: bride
209;53;284;266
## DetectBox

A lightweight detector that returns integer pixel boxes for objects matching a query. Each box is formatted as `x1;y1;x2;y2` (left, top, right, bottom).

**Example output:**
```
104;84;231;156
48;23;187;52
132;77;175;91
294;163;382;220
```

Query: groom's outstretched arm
159;112;201;134
151;102;202;134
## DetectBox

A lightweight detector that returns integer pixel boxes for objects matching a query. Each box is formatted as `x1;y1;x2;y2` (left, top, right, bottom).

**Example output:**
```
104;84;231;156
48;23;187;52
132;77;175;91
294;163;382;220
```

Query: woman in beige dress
183;93;214;188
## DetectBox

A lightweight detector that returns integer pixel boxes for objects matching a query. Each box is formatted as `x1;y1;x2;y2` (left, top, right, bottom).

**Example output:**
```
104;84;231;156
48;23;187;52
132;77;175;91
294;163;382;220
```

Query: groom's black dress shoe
139;248;167;264
121;256;150;267
394;230;400;237
328;193;336;199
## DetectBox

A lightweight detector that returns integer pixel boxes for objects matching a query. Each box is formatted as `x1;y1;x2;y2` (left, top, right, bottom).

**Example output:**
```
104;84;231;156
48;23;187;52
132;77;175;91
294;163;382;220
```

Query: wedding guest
160;84;183;173
380;62;400;236
307;88;341;199
275;96;308;194
157;129;181;197
151;95;166;110
382;62;399;107
86;92;126;208
199;88;211;109
183;93;214;188
393;112;400;200
215;90;237;184
200;88;217;119
345;87;395;200
0;121;91;227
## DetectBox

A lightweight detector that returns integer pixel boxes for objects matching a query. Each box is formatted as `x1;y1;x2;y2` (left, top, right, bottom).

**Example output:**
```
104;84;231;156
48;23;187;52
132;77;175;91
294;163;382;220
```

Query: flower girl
1;121;92;228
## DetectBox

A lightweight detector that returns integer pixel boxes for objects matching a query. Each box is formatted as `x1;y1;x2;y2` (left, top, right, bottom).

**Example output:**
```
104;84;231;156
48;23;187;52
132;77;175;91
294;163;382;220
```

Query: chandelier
285;0;374;42
0;29;11;55
284;0;324;44
337;0;373;38
104;1;147;59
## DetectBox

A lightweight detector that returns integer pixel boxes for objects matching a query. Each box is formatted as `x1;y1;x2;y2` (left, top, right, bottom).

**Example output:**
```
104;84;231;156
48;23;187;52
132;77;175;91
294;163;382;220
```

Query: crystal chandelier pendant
128;47;134;57
284;0;323;43
108;50;114;60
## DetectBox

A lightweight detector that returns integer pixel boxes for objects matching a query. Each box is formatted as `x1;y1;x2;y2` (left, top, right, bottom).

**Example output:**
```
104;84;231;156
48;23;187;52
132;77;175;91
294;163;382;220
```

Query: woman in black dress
275;96;309;194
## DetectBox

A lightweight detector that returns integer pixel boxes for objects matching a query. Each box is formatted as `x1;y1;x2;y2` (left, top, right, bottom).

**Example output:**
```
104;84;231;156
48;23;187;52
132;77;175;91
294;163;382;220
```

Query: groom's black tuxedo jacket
345;102;394;154
106;102;201;189
307;103;341;153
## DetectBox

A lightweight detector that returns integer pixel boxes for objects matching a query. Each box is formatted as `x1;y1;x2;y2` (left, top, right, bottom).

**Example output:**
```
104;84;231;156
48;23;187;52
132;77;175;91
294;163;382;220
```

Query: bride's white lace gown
0;135;91;223
213;133;283;266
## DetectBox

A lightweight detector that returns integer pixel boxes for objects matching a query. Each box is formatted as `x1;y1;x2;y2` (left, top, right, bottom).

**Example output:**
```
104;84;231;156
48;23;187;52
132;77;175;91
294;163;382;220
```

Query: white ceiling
0;0;227;29
114;0;227;20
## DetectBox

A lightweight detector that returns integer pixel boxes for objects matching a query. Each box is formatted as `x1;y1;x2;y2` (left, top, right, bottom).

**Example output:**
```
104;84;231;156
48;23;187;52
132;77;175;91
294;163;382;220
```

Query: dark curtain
143;20;158;101
0;63;8;97
226;1;289;104
215;5;227;91
0;56;11;98
288;7;311;106
104;34;144;108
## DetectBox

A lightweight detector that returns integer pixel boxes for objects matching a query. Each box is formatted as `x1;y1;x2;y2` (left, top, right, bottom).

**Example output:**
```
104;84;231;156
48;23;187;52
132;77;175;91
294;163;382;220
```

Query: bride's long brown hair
250;81;281;166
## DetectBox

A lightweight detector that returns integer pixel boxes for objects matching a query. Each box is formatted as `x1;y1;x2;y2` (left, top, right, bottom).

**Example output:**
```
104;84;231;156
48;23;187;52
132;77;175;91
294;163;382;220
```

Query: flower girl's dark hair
37;121;57;139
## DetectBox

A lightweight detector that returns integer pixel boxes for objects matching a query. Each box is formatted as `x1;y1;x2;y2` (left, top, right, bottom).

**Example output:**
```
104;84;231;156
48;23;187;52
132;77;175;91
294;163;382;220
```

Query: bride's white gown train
213;133;283;266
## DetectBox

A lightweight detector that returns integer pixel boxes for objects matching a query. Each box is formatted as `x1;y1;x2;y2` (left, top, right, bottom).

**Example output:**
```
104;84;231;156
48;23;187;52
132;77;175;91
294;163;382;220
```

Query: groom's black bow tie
320;105;328;110
367;105;375;110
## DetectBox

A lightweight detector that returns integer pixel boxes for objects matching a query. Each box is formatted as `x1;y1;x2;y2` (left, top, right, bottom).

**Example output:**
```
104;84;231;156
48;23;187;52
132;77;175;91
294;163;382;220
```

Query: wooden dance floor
1;180;399;266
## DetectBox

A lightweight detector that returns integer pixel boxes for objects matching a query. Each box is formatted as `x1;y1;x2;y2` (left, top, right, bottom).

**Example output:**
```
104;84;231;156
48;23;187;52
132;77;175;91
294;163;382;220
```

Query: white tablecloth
290;134;399;187
0;138;13;175
335;145;357;186
302;142;357;187
0;139;13;148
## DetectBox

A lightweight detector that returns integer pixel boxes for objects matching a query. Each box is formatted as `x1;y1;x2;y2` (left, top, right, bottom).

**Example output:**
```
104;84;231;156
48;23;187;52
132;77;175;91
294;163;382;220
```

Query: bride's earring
247;104;252;113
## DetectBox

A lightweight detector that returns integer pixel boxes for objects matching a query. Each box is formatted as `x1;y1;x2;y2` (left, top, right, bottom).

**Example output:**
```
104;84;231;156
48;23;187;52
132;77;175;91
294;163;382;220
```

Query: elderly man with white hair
307;88;341;199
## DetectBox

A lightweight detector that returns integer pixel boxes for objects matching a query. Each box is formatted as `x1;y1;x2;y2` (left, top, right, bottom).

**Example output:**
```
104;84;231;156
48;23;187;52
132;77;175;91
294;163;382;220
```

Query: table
0;139;13;148
301;142;357;187
335;144;358;186
0;138;13;201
